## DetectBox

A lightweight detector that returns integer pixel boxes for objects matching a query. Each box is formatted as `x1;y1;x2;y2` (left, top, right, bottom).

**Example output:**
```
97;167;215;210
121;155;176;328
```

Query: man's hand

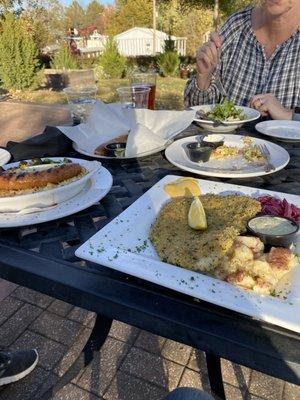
196;33;224;90
251;93;293;120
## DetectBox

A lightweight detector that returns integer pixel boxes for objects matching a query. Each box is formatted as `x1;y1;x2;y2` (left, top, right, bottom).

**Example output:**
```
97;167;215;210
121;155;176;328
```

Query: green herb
206;98;246;121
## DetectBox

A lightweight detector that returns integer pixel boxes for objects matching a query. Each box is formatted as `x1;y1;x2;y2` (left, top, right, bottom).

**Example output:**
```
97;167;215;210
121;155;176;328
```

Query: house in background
43;27;186;58
114;27;187;56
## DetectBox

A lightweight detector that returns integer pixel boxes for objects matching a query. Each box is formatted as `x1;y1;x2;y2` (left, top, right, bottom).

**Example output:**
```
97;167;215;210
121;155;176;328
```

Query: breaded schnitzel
149;195;261;273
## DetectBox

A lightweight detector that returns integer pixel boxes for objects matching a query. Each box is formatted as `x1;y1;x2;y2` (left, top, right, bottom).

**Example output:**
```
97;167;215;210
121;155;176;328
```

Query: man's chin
263;1;293;17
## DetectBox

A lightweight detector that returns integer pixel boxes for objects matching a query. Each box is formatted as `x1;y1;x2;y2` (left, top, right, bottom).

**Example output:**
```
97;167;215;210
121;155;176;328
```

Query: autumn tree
108;0;152;35
23;0;65;47
64;0;86;30
85;0;104;29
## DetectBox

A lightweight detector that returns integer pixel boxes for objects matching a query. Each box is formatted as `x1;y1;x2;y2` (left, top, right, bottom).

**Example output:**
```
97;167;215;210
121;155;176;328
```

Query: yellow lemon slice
164;178;201;198
188;197;207;230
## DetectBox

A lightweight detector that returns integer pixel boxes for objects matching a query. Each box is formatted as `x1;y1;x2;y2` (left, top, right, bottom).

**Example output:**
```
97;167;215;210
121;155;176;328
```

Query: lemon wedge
188;197;207;230
164;178;201;198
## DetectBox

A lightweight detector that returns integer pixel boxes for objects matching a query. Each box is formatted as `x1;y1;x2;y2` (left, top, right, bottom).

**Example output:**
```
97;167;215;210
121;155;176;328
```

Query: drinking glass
117;86;150;109
63;85;97;124
129;72;157;110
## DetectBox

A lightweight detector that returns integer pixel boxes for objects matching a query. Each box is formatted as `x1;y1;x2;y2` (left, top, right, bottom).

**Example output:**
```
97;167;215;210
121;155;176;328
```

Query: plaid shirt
184;7;300;109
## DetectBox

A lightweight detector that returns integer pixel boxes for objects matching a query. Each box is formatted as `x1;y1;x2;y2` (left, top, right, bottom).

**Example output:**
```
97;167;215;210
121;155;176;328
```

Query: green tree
0;13;41;90
50;43;78;70
98;37;126;78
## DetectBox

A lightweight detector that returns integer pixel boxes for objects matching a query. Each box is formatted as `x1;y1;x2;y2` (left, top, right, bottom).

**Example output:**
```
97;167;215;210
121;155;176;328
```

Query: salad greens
206;99;246;122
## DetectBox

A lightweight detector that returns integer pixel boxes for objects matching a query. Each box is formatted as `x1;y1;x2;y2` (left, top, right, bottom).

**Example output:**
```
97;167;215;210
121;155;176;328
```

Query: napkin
6;126;73;162
59;101;196;157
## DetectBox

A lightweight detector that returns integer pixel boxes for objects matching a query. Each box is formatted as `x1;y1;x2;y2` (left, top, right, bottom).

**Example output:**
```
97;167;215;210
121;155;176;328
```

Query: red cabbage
257;196;300;223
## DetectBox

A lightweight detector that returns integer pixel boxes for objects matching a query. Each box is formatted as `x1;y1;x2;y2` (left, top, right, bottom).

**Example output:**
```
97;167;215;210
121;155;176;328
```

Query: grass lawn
7;77;187;110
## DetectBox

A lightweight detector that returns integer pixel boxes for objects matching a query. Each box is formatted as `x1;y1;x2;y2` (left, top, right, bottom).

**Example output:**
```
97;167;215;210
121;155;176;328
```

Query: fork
258;144;275;172
214;71;227;103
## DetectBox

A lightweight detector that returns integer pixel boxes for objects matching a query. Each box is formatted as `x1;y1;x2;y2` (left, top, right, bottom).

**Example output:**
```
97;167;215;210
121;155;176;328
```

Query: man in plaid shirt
184;1;300;120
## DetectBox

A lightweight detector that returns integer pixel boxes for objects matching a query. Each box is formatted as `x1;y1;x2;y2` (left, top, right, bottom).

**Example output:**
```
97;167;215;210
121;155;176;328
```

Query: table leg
205;352;226;400
35;314;113;400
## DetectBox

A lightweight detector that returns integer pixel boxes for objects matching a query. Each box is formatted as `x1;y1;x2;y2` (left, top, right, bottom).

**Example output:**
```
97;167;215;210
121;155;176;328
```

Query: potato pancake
149;195;261;273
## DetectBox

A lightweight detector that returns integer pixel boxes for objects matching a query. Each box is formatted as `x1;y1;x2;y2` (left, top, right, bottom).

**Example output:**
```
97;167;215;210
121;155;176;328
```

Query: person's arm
250;94;293;120
184;74;220;107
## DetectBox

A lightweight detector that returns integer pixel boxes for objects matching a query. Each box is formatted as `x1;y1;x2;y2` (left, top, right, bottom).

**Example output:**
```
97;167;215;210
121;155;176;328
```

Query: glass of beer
129;72;157;110
117;86;150;109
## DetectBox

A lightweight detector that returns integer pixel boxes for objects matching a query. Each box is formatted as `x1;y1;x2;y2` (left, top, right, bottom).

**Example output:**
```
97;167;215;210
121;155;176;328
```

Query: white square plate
76;175;300;333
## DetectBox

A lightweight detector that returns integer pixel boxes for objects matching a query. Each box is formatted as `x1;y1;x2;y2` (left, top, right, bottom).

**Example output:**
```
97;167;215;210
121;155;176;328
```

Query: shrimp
267;247;297;280
226;271;256;289
234;236;264;255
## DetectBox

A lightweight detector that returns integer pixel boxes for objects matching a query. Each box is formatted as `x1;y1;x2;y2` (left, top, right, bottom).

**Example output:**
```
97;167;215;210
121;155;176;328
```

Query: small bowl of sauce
202;134;225;148
105;142;126;158
247;215;299;248
186;142;213;163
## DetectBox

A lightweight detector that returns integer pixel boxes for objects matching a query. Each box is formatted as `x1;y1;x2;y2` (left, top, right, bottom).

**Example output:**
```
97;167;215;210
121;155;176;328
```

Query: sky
59;0;114;5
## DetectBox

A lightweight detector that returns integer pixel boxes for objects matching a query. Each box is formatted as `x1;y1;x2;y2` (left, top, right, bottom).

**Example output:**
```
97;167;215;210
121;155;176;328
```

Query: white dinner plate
191;105;260;133
255;120;300;142
165;135;289;178
73;141;168;160
0;157;102;212
0;149;11;166
0;165;113;228
76;175;300;333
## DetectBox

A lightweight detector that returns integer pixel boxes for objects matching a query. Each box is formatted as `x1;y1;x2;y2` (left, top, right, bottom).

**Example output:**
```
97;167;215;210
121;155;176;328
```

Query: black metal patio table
0;123;299;400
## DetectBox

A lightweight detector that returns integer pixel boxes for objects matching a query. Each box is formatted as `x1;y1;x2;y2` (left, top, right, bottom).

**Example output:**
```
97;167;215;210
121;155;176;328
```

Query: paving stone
52;383;103;400
11;329;67;371
178;368;210;392
135;330;166;354
48;299;74;317
103;371;168;400
162;339;192;365
12;286;53;308
76;337;131;396
54;327;92;377
249;371;284;400
0;296;23;325
121;347;184;390
187;349;207;374
30;311;83;346
283;382;300;400
0;366;55;400
221;359;251;389
68;306;96;328
109;320;139;344
224;383;246;400
0;303;42;347
0;279;17;301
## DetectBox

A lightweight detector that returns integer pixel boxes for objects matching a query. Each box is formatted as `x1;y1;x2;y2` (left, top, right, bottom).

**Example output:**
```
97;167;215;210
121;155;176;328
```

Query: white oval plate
0;157;101;212
0;149;11;166
255;120;300;142
191;105;260;133
73;142;168;160
0;165;113;228
165;135;290;178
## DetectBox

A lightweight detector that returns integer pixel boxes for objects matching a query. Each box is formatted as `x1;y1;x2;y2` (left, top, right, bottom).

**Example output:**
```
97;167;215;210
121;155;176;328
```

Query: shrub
98;37;127;79
0;13;41;90
50;44;78;70
158;51;180;77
